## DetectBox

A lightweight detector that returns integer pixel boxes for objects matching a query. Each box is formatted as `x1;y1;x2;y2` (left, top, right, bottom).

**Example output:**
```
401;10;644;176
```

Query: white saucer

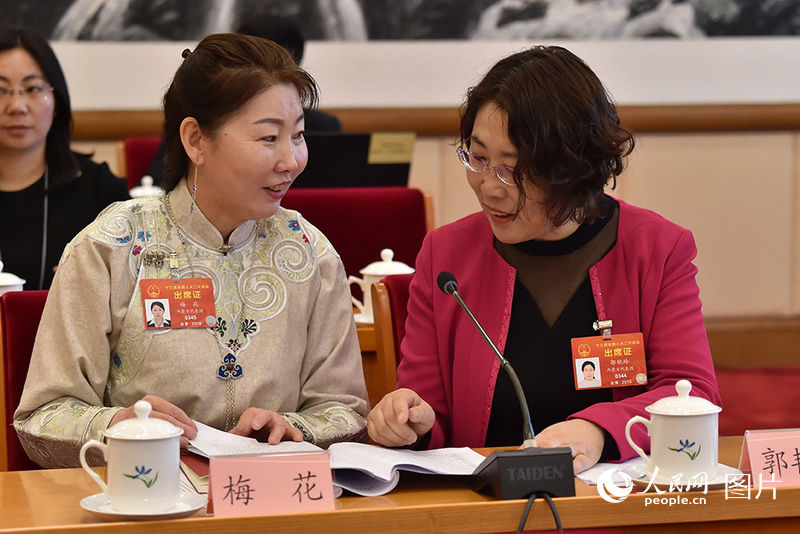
622;458;744;492
80;491;207;521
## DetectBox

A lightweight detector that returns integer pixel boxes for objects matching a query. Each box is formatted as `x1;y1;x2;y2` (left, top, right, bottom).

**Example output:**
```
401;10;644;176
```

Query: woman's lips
4;125;32;136
264;184;288;200
484;204;514;224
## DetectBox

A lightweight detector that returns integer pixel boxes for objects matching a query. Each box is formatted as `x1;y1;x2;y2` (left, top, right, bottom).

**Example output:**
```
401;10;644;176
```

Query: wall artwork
5;0;800;42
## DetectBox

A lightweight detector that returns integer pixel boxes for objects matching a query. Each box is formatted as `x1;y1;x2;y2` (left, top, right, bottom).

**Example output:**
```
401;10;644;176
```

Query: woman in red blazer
367;46;721;474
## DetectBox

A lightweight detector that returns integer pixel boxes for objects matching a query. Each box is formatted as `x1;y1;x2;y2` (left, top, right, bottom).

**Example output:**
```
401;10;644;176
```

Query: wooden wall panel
72;104;800;140
71;107;800;324
618;133;795;317
706;317;800;367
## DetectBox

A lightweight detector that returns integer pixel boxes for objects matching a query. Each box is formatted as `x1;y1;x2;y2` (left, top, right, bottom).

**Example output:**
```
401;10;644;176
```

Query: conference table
2;436;799;533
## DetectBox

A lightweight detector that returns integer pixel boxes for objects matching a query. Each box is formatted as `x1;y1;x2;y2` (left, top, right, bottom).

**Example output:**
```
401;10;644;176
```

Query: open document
328;442;486;496
185;422;486;496
187;421;323;457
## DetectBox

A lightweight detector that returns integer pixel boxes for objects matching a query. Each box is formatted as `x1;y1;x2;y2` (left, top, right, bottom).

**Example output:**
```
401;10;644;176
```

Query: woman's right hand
367;388;435;447
109;395;198;447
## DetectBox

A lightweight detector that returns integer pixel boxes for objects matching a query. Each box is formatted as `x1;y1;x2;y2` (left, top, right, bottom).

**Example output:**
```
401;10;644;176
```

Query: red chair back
716;366;800;436
282;187;428;280
1;290;48;471
123;137;161;189
381;274;414;366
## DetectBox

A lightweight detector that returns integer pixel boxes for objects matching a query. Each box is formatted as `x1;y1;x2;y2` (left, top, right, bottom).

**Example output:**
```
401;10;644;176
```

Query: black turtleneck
484;195;620;460
0;154;129;290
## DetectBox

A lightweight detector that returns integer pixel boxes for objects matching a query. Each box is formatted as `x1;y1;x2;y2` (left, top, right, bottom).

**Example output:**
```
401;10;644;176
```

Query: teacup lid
358;249;415;276
0;261;25;287
645;379;721;416
128;176;165;198
104;400;184;440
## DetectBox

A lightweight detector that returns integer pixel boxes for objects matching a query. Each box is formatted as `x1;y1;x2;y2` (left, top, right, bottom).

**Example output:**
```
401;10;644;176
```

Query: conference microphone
437;271;536;448
437;271;575;499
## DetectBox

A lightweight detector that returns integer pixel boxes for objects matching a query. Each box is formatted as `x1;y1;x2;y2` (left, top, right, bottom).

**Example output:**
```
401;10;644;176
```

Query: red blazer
395;200;721;460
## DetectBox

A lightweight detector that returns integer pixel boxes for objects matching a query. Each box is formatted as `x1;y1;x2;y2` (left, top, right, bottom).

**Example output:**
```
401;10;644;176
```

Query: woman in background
0;27;129;289
15;33;367;468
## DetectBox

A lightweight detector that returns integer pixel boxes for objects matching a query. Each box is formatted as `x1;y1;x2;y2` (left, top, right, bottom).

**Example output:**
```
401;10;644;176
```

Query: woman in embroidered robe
366;46;720;474
14;33;369;468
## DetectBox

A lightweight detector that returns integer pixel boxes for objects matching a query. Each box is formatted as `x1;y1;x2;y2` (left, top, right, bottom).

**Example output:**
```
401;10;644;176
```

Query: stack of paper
328;441;486;496
187;421;323;457
183;421;486;497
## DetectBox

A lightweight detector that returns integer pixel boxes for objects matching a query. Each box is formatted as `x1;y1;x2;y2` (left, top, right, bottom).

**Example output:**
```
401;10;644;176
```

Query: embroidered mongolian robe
14;181;369;468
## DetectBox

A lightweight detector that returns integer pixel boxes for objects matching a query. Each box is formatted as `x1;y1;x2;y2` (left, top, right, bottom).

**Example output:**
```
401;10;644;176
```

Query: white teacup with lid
625;379;721;483
128;175;165;199
348;248;414;323
80;400;183;513
0;260;25;296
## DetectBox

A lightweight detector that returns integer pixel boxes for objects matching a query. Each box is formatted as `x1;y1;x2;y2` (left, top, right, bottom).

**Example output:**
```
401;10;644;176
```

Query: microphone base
471;447;575;499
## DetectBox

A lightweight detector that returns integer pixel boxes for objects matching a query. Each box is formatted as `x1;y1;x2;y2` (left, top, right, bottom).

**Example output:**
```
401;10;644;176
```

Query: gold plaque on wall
367;132;416;164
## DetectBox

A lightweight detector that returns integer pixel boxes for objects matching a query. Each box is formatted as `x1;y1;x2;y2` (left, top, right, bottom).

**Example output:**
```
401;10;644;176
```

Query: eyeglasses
456;147;516;186
0;83;54;104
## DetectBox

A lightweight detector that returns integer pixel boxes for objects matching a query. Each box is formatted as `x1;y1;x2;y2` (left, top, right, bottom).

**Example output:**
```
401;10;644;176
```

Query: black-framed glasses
455;147;516;186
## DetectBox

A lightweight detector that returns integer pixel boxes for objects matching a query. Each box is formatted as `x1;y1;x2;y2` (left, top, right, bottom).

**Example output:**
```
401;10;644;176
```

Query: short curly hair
459;46;634;226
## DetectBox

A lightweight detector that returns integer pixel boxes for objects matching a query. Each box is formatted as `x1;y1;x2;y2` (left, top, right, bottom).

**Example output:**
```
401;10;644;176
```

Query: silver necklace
0;166;49;288
38;166;49;289
163;192;238;256
163;192;253;430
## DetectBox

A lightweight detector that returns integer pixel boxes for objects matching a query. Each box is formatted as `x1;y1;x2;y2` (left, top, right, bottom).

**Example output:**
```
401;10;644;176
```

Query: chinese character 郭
762;448;788;477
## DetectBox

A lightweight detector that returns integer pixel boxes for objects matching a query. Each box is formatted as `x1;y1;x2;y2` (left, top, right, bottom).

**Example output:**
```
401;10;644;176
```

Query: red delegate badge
570;333;647;390
140;278;217;329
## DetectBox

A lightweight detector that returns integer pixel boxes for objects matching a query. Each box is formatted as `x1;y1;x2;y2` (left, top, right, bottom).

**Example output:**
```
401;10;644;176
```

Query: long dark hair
161;33;318;191
460;46;634;226
0;27;79;188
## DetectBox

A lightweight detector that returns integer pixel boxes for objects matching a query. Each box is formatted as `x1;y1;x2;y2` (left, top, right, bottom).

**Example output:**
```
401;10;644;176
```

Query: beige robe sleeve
13;213;132;468
14;204;370;464
281;225;369;448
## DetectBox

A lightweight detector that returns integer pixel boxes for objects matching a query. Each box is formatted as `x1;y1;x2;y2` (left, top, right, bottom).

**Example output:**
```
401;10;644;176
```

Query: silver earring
190;168;198;213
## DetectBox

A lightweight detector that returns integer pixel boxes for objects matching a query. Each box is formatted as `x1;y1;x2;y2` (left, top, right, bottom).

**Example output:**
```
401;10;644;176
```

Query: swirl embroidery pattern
100;206;327;392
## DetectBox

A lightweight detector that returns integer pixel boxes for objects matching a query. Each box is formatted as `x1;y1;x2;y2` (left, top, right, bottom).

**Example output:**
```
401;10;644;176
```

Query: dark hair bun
160;33;318;192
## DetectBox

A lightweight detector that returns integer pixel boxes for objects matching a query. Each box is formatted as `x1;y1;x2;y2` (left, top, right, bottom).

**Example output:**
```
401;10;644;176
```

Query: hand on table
229;408;303;444
367;388;435;446
534;419;605;474
109;394;197;447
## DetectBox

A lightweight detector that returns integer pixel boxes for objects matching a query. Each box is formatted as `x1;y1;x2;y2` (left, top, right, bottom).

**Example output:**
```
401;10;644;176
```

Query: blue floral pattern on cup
124;465;159;488
668;439;702;460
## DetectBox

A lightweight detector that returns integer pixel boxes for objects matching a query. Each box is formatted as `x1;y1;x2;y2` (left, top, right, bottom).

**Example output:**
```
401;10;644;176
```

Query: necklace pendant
217;353;243;380
169;252;180;278
219;243;234;255
145;250;166;268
